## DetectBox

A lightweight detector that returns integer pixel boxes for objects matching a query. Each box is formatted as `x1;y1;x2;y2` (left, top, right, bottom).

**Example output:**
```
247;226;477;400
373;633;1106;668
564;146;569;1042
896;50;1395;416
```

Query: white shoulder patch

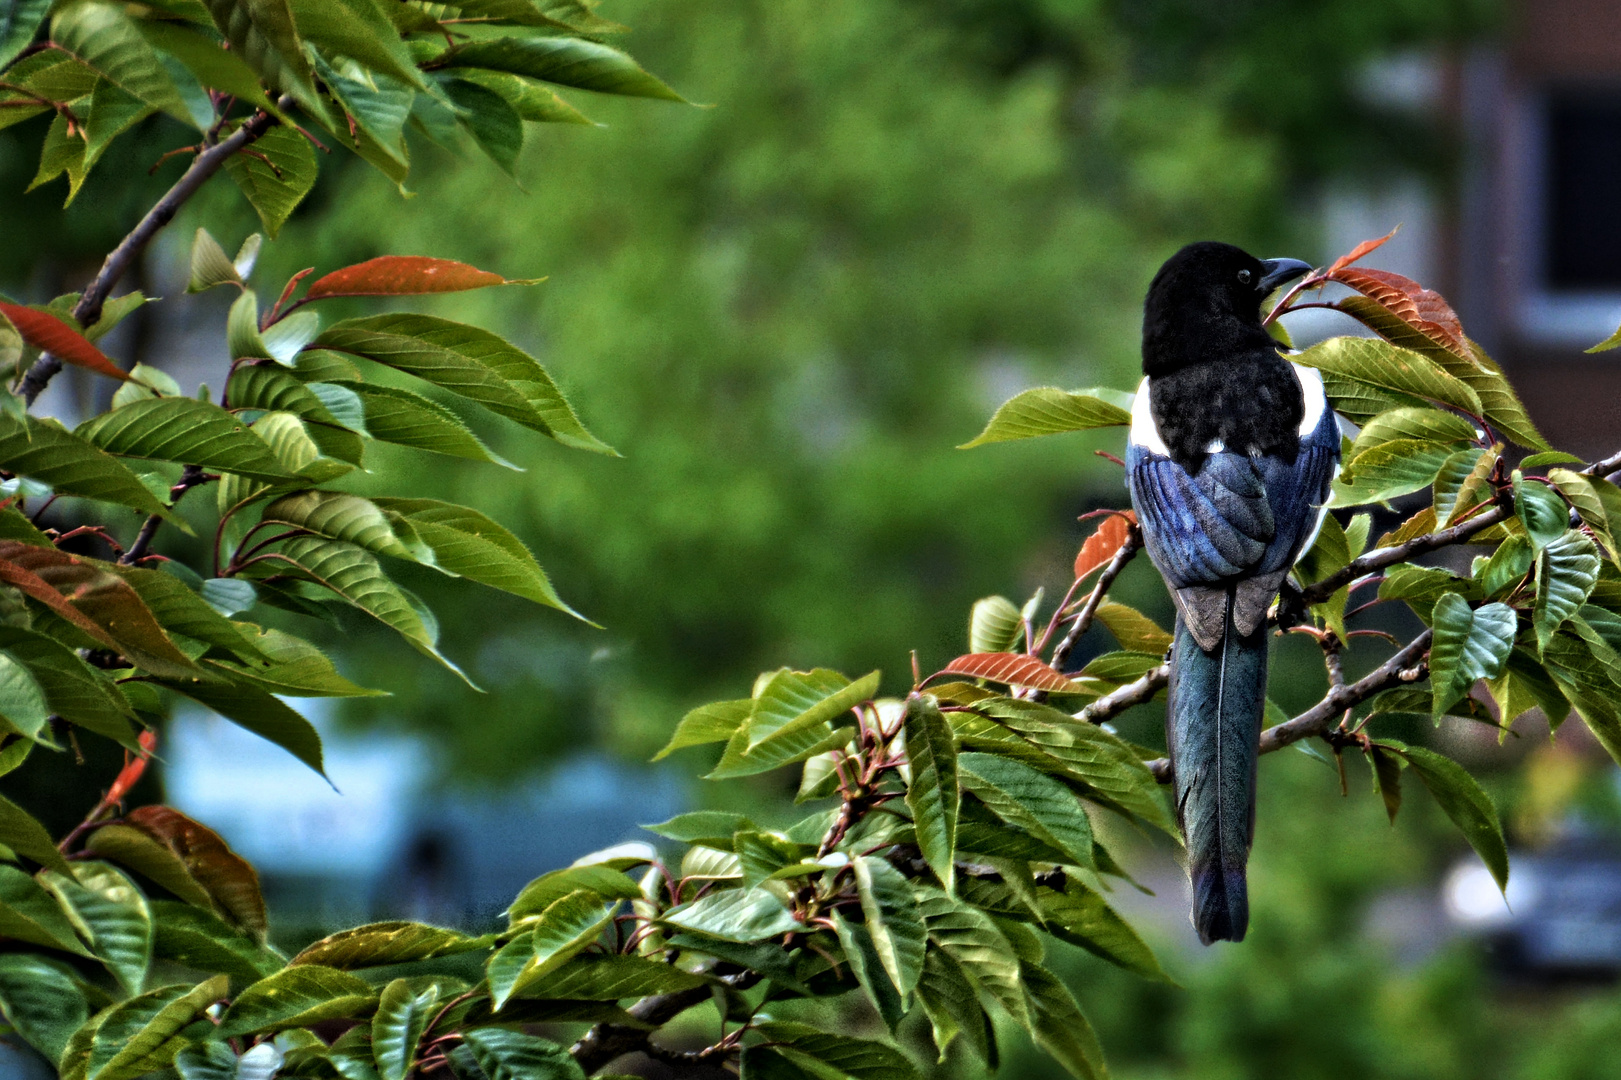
1291;362;1327;438
1128;376;1169;457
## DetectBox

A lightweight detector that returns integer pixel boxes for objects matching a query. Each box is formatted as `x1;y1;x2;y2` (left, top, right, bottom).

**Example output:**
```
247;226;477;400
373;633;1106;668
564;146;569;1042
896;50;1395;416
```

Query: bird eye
1237;269;1252;284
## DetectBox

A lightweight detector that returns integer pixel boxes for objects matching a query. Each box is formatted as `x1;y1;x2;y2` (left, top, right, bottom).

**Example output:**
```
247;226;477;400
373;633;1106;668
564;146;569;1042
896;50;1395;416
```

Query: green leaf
339;381;517;466
957;751;1093;867
1535;530;1600;650
1330;438;1465;508
1487;646;1570;732
642;809;755;848
852;855;925;996
452;67;593;125
186;227;242;292
313;314;614;453
1429;595;1517;717
1019;960;1106;1080
833;914;906;1034
202;0;325;118
291;0;422;87
1549;468;1619;561
52;1;193;124
442;76;524;175
508;954;707;1000
1432;447;1495;526
913;945;990;1063
706;706;851;780
1349;406;1481;460
915;886;1027;1026
487;890;613;1009
0;648;50;739
367;497;578;616
659;886;799;943
968;596;1023;654
1380;740;1508;892
1541;630;1621;754
959;387;1132;447
265;535;470;681
139;21;278;116
1516;474;1571;553
224;124;318;238
1039;879;1170;982
75;397;297;482
0;863;92;953
84;825;214;910
1092;601;1172;655
264;491;422;560
654;699;750;761
461;1028;584;1080
293;921;488;967
372;977;439;1080
902;694;958;894
1378;564;1481;624
218;965;377;1037
206;624;382;697
0;794;71;875
956;697;1172;832
0;954;89;1063
746;668;879;753
440;34;685;101
81;976;228;1080
0;413;171;517
164;675;327;777
44;862;151;994
149;900;284;980
0;0;50;69
752;1021;919;1080
1292;336;1483;417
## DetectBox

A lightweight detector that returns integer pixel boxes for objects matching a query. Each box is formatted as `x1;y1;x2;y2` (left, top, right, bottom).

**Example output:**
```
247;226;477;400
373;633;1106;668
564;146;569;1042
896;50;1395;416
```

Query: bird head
1141;241;1313;376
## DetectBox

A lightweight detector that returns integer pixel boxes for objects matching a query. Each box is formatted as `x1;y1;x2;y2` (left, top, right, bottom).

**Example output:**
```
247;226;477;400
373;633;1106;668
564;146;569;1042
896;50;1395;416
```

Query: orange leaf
1328;266;1470;360
938;652;1075;692
1074;510;1137;582
1324;226;1399;277
303;256;538;300
125;804;268;939
0;542;197;677
0;301;129;382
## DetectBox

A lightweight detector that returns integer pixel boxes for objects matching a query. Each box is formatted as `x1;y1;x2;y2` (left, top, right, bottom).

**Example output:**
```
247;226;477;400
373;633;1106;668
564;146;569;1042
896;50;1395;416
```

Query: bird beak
1258;257;1313;294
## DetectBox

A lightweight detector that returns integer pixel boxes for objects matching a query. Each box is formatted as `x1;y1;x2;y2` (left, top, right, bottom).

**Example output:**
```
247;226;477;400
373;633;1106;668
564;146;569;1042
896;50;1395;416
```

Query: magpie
1125;242;1339;944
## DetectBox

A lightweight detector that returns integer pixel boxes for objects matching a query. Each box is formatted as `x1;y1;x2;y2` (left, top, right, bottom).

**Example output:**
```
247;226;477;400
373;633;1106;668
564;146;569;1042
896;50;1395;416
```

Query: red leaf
1327;266;1470;359
303;257;538;300
0;302;129;382
1324;227;1399;277
938;652;1075;692
0;542;197;677
1074;510;1137;582
126;804;268;939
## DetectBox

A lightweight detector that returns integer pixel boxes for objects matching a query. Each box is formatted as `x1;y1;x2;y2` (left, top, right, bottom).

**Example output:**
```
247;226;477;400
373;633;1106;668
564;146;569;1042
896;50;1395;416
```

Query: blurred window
1545;93;1621;290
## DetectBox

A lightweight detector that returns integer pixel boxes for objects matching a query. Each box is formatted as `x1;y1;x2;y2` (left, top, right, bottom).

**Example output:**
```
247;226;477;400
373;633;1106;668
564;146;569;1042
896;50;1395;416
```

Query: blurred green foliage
82;0;1479;778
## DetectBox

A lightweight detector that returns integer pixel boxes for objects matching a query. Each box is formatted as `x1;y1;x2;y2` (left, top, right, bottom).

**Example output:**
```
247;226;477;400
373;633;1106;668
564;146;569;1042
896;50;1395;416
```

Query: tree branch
1141;630;1432;782
1072;664;1168;726
1302;442;1621;606
19;108;282;405
119;465;211;565
571;969;760;1075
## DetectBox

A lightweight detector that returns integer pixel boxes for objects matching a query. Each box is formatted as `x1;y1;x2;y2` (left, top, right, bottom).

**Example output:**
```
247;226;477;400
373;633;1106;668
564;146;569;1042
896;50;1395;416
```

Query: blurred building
162;702;684;931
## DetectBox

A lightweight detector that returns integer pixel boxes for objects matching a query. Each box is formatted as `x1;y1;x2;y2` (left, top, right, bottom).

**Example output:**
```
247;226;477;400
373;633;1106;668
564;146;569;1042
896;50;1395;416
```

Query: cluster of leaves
0;0;685;219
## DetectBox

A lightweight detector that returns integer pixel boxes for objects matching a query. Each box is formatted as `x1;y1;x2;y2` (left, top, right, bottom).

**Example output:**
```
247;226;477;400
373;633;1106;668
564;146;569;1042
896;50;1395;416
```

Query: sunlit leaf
938;652;1073;692
76;397;297;481
293;921;488;967
487;890;613;1009
653;698;749;761
218;965;376;1036
852;855;924;995
79;975;228;1080
960;387;1132;448
371;977;438;1080
440;34;686;101
44;861;151;994
958;752;1093;867
658;887;798;944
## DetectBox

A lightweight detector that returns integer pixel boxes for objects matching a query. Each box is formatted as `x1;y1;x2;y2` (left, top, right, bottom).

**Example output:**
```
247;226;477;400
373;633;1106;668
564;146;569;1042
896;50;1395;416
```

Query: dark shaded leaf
1381;740;1508;891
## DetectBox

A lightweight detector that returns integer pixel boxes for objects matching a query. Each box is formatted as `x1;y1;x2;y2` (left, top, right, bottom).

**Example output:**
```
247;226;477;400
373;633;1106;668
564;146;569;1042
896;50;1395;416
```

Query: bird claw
1272;579;1308;631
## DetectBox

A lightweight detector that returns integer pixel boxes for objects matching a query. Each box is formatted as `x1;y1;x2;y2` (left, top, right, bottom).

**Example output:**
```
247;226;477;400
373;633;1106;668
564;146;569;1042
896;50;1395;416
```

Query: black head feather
1139;242;1314;470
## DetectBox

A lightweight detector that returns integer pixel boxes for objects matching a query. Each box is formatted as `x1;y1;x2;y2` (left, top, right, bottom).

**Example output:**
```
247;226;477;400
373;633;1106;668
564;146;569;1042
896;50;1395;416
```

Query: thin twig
19;106;284;405
1072;664;1169;726
1040;525;1143;694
